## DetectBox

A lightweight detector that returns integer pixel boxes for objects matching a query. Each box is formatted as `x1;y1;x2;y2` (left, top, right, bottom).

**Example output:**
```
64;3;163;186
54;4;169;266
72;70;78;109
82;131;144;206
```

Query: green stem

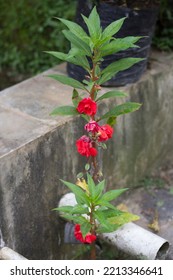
90;50;98;101
89;204;96;260
90;241;96;260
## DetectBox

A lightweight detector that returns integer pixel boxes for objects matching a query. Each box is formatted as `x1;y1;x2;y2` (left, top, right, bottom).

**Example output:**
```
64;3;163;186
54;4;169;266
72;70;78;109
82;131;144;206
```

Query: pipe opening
156;241;169;260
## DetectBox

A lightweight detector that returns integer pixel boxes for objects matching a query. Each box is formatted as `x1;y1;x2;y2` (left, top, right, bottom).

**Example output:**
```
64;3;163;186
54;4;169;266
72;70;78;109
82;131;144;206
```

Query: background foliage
0;0;77;89
0;0;172;90
153;0;173;51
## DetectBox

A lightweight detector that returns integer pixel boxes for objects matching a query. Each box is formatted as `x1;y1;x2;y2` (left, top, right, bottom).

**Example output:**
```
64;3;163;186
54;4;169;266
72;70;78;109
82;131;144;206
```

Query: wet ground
120;161;173;259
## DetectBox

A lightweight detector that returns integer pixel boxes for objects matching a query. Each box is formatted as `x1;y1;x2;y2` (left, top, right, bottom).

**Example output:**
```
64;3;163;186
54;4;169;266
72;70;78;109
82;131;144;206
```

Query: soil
99;0;160;8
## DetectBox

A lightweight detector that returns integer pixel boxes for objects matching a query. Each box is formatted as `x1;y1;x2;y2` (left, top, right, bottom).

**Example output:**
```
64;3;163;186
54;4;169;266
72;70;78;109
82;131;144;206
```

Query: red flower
76;136;97;157
85;234;97;244
77;98;97;116
98;124;114;142
84;120;100;133
74;224;96;244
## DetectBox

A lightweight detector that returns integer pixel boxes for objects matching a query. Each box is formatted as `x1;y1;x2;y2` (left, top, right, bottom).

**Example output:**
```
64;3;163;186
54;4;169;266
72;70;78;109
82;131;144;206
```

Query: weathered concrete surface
0;51;173;259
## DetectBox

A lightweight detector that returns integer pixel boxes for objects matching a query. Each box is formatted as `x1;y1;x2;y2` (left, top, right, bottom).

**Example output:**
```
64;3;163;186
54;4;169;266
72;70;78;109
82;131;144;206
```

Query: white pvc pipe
59;193;169;260
100;223;169;260
0;247;27;260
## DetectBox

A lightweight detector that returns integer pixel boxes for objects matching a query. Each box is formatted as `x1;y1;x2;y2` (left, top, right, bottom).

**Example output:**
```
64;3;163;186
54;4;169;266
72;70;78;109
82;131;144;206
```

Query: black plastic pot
67;0;159;86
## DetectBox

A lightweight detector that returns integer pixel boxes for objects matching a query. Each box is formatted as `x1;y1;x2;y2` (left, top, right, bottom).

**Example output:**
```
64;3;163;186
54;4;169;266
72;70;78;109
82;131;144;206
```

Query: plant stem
92;150;100;183
89;51;100;260
90;204;97;260
90;242;96;260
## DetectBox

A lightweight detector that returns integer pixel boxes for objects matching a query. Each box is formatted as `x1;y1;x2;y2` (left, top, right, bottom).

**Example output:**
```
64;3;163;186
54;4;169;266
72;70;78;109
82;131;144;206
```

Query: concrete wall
0;51;173;259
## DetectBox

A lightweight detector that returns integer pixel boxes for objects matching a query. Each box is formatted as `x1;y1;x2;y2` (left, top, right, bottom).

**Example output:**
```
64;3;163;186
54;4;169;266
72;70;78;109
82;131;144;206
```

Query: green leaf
62;214;88;225
71;204;89;215
80;222;92;237
94;210;108;225
85;163;90;171
56;17;88;42
60;179;90;205
100;36;142;57
45;51;66;61
101;102;142;120
99;142;107;150
95;64;101;76
94;180;105;201
95;207;140;233
76;172;84;179
95;208;123;233
98;57;144;85
63;30;92;56
85;81;95;92
81;114;90;122
101;188;128;202
101;57;144;75
97;223;120;233
107;117;117;127
82;7;102;42
96;90;128;102
108;211;140;226
73;55;90;71
47;74;86;89
45;51;90;71
101;17;126;40
96;199;117;210
72;89;82;107
50;106;78;116
97;208;122;219
87;173;96;198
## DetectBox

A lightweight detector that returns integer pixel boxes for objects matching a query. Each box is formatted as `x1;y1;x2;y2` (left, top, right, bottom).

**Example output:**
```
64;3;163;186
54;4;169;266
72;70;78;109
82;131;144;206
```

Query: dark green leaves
56;175;137;235
72;89;82;107
100;36;142;57
93;180;105;201
87;173;96;199
95;207;139;234
96;90;127;102
101;102;142;120
56;17;88;42
53;205;89;215
98;57;144;85
47;74;86;89
82;7;102;43
101;188;128;202
87;173;107;203
45;51;90;71
63;30;92;57
60;179;90;206
94;209;121;233
101;17;126;40
50;106;78;116
108;212;139;226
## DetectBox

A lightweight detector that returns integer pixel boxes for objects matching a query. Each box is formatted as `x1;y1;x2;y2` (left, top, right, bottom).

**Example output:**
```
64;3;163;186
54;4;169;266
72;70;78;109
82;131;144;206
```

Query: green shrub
0;0;172;90
0;0;77;77
153;0;173;51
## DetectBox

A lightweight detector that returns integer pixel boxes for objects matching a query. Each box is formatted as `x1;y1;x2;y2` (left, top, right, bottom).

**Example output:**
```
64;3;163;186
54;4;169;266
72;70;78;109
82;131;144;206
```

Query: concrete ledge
0;51;173;259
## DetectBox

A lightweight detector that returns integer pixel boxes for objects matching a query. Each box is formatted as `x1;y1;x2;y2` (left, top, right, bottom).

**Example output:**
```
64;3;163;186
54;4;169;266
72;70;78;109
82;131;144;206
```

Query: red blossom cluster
76;136;98;157
74;224;97;244
76;98;114;157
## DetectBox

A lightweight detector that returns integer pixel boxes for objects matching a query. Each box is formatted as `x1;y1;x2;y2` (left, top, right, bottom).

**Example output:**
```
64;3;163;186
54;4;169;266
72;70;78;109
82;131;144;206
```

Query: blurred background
0;0;172;91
